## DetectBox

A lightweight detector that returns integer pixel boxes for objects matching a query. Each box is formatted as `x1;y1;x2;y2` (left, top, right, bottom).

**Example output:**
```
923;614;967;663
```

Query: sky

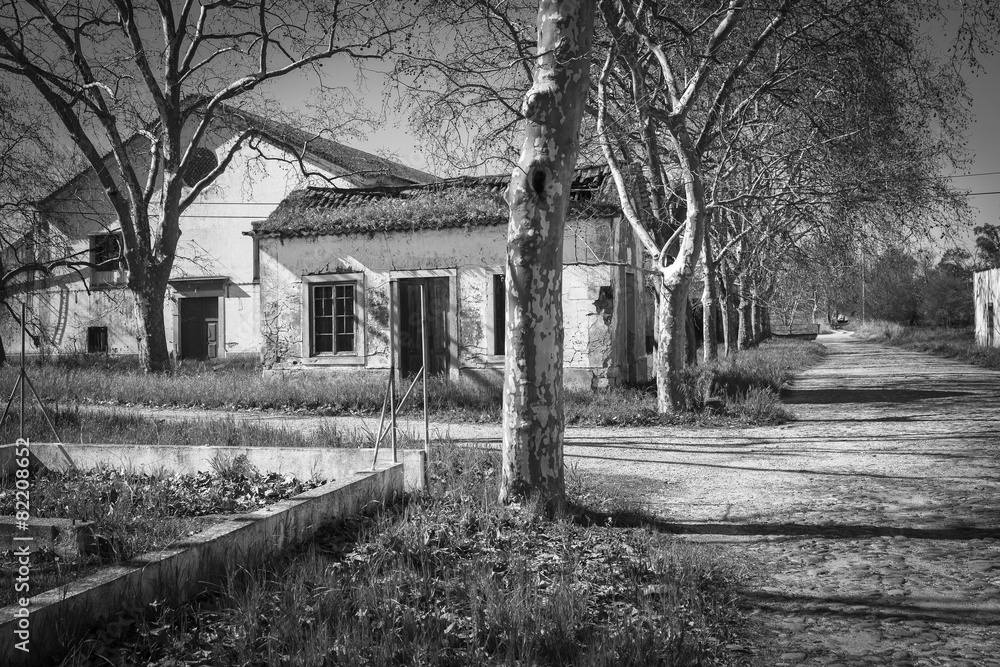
946;50;1000;245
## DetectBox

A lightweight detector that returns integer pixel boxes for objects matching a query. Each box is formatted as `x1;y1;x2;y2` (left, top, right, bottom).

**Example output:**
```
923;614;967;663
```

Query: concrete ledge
0;443;408;665
3;443;426;493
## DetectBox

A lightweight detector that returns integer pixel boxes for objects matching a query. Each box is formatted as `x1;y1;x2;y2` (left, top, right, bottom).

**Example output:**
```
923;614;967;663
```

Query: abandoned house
10;107;435;360
250;166;656;389
974;268;1000;347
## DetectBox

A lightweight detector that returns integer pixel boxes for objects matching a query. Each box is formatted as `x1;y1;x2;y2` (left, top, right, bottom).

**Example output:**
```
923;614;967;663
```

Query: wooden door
399;277;449;376
179;297;219;360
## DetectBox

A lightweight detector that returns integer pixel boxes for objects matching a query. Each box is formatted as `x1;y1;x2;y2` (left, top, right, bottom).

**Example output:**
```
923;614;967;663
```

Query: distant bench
771;323;820;340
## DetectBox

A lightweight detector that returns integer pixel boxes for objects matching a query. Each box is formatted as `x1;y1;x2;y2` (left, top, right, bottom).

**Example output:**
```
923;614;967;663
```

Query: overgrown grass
59;442;759;667
854;320;1000;370
7;337;825;427
0;455;324;606
0;407;360;449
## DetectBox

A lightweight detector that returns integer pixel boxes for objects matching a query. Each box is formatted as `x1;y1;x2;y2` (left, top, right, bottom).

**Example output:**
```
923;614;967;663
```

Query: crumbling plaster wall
259;215;643;387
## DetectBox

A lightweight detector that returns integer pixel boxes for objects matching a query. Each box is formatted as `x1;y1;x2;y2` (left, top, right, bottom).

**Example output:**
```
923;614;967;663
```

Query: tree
0;0;409;371
974;223;1000;269
500;0;595;515
390;0;988;413
921;248;974;327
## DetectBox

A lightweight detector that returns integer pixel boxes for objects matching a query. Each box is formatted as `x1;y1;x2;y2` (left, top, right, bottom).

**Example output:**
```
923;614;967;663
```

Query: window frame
87;326;108;354
301;273;365;364
89;232;127;288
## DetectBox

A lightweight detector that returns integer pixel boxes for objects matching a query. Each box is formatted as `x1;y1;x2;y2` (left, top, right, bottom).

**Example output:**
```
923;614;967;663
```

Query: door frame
173;293;226;360
389;269;459;381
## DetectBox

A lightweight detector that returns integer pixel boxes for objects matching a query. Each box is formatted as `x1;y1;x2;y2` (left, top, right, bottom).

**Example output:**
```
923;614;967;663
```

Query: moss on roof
256;187;509;237
252;165;621;238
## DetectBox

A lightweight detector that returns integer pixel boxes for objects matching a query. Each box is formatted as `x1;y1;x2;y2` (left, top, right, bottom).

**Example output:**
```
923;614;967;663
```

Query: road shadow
744;590;1000;625
570;504;1000;541
785;388;972;405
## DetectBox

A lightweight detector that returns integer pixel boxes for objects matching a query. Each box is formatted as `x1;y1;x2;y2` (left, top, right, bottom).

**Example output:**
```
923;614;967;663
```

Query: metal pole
420;282;430;455
388;281;398;463
20;302;25;441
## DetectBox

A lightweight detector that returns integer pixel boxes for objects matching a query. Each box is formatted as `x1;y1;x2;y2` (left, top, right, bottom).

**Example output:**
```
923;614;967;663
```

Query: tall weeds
59;443;758;667
3;338;824;427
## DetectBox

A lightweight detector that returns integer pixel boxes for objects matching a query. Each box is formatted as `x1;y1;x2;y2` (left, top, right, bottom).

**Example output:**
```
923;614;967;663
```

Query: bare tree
0;0;412;371
500;0;595;516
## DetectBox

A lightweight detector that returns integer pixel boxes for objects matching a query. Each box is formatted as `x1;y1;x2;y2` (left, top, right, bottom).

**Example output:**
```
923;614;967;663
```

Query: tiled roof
251;165;618;238
40;101;436;205
218;106;437;187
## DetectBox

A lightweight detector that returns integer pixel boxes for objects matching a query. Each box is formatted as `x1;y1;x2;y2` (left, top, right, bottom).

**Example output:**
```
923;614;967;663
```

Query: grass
58;442;760;667
0;407;360;449
854;320;1000;370
0;455;324;606
6;337;825;427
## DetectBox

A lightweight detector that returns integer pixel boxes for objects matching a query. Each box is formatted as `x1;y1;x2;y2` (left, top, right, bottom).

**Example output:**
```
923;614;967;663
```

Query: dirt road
73;332;1000;665
560;332;1000;666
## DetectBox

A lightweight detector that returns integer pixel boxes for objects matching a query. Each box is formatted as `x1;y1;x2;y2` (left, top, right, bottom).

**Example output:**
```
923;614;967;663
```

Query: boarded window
313;283;355;354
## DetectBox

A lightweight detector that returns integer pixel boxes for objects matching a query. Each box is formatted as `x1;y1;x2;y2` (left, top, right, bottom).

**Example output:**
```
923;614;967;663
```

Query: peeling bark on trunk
655;274;690;411
500;1;595;517
702;233;719;362
721;264;736;356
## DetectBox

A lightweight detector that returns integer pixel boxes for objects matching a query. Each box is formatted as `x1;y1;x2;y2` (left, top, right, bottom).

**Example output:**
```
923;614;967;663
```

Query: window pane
313;286;334;353
313;282;355;355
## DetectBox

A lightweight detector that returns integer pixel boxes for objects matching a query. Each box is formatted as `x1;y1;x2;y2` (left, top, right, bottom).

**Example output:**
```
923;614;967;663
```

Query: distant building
974;268;1000;347
9;107;434;360
250;166;655;389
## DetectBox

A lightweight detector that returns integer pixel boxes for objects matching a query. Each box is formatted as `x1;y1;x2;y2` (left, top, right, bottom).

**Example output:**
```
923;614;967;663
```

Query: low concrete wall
0;463;402;665
2;443;426;493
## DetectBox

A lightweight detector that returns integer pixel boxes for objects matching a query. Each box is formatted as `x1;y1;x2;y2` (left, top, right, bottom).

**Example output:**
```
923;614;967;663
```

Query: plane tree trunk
500;0;595;516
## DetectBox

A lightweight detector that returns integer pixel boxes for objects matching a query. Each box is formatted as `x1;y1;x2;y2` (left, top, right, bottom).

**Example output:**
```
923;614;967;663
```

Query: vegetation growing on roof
256;186;509;237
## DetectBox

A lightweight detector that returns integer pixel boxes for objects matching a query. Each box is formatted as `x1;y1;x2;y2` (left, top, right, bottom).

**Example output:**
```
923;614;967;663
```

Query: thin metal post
388;281;398;463
370;376;391;470
373;368;423;450
420;282;430;455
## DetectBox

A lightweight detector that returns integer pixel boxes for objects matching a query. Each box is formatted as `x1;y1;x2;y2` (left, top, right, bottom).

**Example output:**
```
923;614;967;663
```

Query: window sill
296;355;366;367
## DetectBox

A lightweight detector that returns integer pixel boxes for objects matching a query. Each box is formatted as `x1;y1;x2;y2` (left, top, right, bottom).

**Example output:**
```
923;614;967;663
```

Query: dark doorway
399;277;449;376
179;297;219;360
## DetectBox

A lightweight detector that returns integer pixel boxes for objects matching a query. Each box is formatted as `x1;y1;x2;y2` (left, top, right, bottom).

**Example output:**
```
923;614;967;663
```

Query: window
87;326;108;353
183;147;218;187
252;237;260;283
91;233;127;287
493;273;505;355
312;282;356;355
